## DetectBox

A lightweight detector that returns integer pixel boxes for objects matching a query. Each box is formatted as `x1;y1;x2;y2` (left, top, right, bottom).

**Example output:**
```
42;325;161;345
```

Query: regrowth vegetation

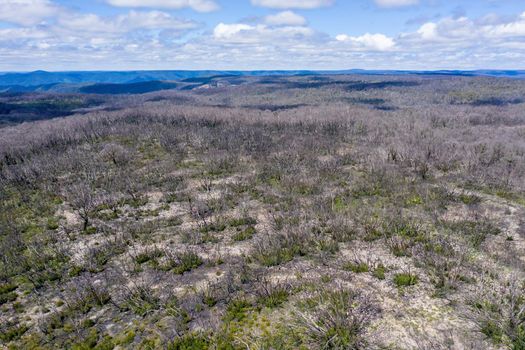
1;74;525;349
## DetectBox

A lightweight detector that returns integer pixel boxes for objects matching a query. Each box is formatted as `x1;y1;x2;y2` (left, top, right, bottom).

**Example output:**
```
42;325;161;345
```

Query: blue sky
1;0;525;71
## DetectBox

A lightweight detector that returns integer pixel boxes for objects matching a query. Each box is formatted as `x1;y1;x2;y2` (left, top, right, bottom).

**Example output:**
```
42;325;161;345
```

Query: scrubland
1;75;525;349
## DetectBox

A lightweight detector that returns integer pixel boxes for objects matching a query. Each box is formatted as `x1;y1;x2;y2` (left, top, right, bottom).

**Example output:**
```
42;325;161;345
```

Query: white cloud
251;0;333;9
213;23;254;40
213;22;316;44
417;22;437;40
2;4;525;71
106;0;219;12
484;12;525;37
0;0;60;25
336;33;395;51
265;11;306;26
0;27;50;40
59;11;197;33
374;0;418;8
0;7;200;63
408;12;525;43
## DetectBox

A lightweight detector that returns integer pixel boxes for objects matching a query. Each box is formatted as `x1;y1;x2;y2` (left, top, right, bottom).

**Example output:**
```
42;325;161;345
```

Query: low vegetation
1;74;524;349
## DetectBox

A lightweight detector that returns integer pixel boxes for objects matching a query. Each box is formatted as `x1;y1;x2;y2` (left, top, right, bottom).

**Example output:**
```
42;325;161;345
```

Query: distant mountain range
0;70;314;87
1;69;524;94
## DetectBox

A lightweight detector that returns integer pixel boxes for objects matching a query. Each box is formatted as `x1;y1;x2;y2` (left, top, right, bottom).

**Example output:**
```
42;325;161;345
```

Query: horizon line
2;68;525;74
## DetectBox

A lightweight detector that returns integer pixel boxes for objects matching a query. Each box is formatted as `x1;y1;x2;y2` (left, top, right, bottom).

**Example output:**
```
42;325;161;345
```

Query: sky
0;0;525;71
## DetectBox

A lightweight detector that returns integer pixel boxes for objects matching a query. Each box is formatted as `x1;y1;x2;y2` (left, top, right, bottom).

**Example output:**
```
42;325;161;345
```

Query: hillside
1;69;524;92
1;75;525;349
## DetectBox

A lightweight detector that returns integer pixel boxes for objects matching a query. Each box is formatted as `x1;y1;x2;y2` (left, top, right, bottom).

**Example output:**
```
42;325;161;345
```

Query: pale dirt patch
146;191;163;203
441;185;525;270
57;207;81;227
159;202;186;220
339;240;413;272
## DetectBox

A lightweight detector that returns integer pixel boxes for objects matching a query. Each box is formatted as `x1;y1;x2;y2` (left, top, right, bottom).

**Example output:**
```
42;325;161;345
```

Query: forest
1;74;525;349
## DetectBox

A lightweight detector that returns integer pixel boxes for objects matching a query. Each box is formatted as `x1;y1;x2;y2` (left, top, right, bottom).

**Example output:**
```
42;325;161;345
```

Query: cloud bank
106;0;219;12
0;0;524;70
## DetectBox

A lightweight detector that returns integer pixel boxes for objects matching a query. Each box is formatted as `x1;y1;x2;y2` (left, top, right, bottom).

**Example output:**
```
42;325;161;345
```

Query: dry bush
294;287;380;349
467;275;525;348
1;75;525;349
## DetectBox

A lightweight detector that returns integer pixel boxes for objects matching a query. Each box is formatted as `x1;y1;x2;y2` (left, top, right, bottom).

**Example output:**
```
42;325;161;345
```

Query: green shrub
232;226;256;241
224;299;252;323
513;326;525;350
201;283;221;307
229;217;257;227
291;182;318;196
164;192;179;204
405;195;423;206
343;262;369;273
296;289;378;349
85;240;127;273
0;323;28;342
200;221;227;233
389;220;422;239
363;228;383;242
13;301;24;313
257;285;289;308
332;195;347;212
168;333;210;350
352;182;383;198
82;319;96;328
71;328;115;350
373;265;386;280
46;217;60;230
172;252;203;275
121;196;148;208
0;283;17;305
84;226;97;235
389;238;413;257
203;295;217;307
96;209;121;221
134;249;162;265
480;320;503;344
252;232;305;267
69;265;85;277
121;285;160;316
115;330;136;346
393;273;418;287
321;275;332;283
458;193;481;205
442;220;500;248
315;238;339;254
255;246;298;267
